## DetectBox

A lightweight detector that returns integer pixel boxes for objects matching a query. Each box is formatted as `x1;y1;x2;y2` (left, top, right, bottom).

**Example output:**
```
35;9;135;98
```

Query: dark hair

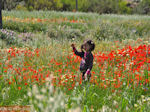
81;39;95;51
87;40;95;51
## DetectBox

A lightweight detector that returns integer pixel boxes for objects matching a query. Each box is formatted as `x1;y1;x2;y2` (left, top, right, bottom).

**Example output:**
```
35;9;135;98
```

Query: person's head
81;39;95;52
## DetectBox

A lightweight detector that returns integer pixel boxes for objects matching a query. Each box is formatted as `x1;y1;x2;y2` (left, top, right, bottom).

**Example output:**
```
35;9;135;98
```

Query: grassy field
0;11;150;112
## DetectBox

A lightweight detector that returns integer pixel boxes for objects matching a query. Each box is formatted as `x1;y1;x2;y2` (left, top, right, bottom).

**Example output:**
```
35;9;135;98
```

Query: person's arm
71;44;84;58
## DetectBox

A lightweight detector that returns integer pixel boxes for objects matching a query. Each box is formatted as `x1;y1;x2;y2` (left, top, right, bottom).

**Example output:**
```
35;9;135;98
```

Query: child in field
71;39;95;81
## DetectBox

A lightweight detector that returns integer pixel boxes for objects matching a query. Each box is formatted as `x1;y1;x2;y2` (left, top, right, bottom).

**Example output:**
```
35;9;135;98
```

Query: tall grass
0;11;150;111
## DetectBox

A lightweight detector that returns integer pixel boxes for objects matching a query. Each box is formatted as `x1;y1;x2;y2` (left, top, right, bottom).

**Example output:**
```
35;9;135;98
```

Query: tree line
1;0;150;14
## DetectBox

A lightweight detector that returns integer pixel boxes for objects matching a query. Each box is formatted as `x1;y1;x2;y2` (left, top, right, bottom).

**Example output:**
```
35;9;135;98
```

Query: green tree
118;0;132;14
26;0;63;11
2;0;22;10
136;0;150;14
82;0;119;14
78;0;90;12
61;0;75;11
0;0;2;29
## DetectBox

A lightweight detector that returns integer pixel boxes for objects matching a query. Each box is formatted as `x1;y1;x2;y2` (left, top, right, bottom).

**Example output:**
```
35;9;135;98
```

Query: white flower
38;103;43;109
134;104;138;107
49;97;54;102
142;99;146;103
113;100;118;105
75;82;79;86
141;95;145;99
147;97;150;101
108;96;112;100
35;95;44;100
123;82;126;86
69;107;81;112
41;88;46;93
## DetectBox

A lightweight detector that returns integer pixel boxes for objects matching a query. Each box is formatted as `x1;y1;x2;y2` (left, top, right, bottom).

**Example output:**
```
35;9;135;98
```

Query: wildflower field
0;11;150;112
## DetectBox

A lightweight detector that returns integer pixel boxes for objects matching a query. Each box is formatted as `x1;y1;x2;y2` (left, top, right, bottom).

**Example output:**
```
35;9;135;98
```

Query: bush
2;0;18;10
25;0;63;11
0;29;18;45
47;25;83;40
3;20;47;33
133;0;150;15
92;22;137;41
15;5;28;11
92;19;150;41
118;1;132;14
0;29;36;47
2;0;150;15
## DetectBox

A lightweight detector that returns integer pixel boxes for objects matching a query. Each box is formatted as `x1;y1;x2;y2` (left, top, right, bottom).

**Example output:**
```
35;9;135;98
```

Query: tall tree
0;0;2;29
76;0;78;11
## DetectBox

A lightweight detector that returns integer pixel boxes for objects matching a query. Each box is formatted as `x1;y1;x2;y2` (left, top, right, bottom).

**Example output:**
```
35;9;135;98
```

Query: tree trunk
0;0;2;29
76;0;78;11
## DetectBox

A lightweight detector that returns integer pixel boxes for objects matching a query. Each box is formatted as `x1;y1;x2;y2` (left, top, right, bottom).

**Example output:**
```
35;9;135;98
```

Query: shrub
25;0;63;11
0;29;18;45
133;0;150;15
118;1;132;14
15;5;28;11
3;20;47;33
47;25;83;40
0;29;35;47
92;22;137;41
28;76;82;112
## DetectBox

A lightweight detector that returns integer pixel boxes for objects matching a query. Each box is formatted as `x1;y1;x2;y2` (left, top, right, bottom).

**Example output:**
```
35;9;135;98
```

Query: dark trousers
82;72;91;81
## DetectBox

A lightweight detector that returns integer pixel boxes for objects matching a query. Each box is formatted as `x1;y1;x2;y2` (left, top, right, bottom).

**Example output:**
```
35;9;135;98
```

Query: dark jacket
73;47;93;73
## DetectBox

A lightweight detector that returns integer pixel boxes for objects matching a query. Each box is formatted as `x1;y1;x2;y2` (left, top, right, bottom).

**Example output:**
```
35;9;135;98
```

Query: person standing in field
71;39;95;82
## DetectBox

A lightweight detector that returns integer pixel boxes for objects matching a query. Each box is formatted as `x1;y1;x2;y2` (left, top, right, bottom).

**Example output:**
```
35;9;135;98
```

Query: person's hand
71;44;75;48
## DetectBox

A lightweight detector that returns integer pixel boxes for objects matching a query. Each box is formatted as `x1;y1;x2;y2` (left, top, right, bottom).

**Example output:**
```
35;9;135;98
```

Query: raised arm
71;44;84;58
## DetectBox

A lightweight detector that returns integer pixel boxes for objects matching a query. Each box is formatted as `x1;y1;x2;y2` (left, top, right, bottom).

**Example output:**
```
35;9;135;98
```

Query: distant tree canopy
1;0;150;15
0;0;2;29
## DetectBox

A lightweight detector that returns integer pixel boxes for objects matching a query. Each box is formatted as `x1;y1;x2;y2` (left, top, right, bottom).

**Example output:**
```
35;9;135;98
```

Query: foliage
0;29;18;45
1;0;150;15
24;0;63;11
28;77;66;112
2;0;19;10
92;19;150;41
3;20;47;33
133;0;150;14
0;37;149;111
2;11;150;41
15;1;28;11
47;24;84;40
118;0;132;14
0;11;150;112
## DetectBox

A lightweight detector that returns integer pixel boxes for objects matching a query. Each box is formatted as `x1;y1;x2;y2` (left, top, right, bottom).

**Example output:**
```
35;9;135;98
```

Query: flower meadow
0;42;150;111
1;44;150;89
3;16;85;24
0;11;150;112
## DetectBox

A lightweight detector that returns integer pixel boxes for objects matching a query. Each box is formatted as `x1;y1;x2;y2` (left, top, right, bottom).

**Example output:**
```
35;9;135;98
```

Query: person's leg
88;73;91;81
82;72;85;81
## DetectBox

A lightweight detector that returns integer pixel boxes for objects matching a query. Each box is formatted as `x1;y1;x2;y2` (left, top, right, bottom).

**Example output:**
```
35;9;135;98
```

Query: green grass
0;11;150;112
2;11;150;42
3;10;99;20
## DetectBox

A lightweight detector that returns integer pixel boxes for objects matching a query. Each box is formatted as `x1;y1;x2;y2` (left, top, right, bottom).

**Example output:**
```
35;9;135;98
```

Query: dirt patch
0;106;30;112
